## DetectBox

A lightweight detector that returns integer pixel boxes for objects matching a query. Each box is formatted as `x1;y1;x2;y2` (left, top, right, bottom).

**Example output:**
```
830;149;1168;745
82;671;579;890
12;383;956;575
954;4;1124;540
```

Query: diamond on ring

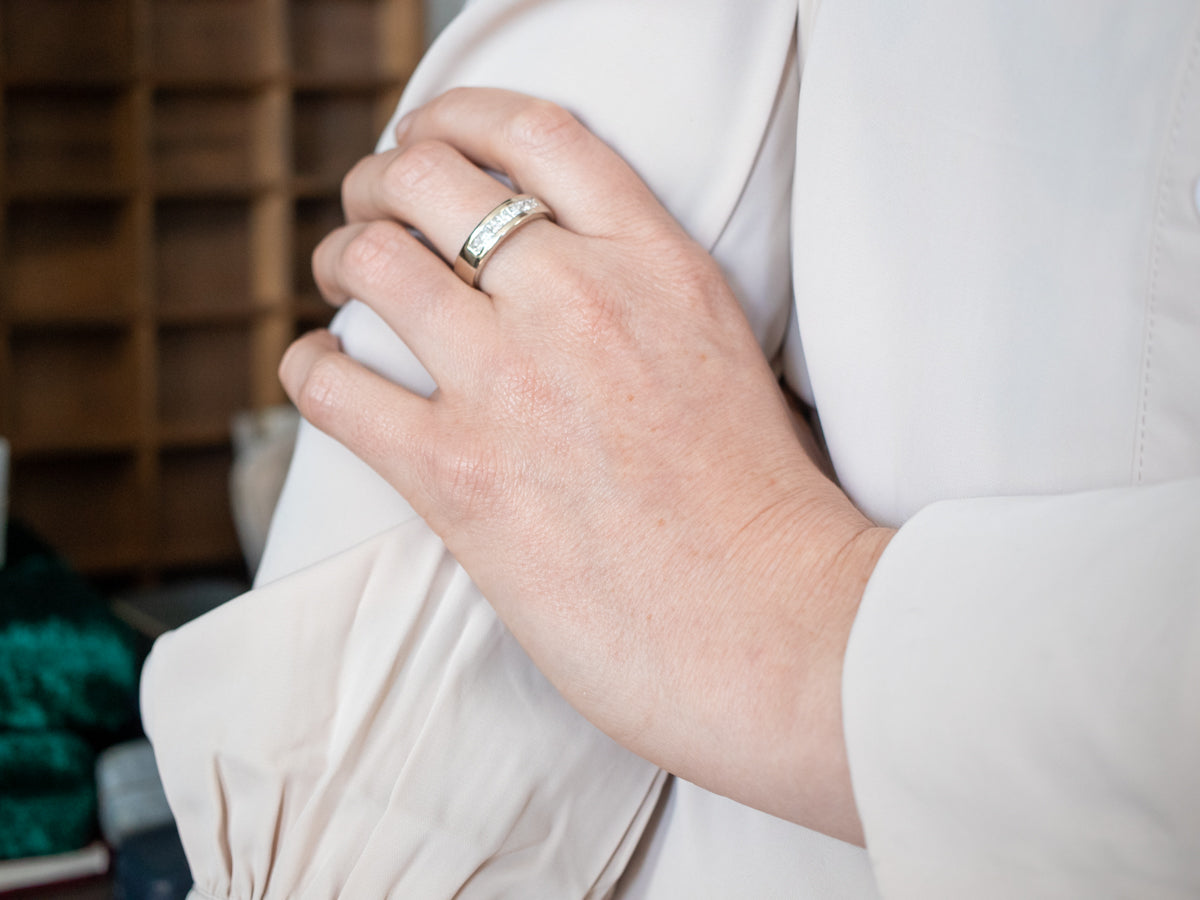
454;195;554;289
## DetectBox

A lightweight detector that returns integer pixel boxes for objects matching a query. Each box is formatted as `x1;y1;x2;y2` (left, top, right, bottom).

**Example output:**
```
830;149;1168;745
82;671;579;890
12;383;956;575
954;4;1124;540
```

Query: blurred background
0;1;463;895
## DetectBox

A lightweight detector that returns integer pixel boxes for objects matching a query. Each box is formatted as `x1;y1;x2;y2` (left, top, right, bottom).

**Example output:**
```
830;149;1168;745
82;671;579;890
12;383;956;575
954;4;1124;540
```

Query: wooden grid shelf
150;0;277;84
0;0;422;581
10;450;145;573
1;0;135;84
4;198;138;318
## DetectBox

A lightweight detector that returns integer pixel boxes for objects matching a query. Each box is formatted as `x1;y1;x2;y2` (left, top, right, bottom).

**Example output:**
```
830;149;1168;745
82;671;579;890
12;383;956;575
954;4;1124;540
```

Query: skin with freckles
278;87;893;846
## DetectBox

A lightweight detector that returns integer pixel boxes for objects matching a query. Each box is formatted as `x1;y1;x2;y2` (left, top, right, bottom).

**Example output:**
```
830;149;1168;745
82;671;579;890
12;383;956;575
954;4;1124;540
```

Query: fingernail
394;109;416;144
278;341;302;396
279;330;338;393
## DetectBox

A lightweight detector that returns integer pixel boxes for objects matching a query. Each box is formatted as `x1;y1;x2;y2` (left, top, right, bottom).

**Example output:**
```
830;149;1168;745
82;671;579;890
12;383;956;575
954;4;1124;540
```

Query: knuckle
341;221;403;286
505;99;584;157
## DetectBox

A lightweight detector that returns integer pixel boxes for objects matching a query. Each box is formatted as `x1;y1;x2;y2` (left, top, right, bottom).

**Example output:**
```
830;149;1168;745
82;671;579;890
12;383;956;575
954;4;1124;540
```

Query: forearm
598;461;891;846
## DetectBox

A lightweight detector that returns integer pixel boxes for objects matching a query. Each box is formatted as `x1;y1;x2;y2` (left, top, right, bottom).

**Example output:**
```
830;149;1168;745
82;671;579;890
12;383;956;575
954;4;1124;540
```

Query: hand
279;88;892;844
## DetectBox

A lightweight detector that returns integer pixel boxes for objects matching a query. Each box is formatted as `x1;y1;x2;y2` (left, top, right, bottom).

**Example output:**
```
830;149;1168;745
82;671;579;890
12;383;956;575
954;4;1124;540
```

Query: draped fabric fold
142;519;664;899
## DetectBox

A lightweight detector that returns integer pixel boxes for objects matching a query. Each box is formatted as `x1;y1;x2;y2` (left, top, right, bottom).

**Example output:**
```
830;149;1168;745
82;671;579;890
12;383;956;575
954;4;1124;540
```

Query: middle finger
312;219;497;384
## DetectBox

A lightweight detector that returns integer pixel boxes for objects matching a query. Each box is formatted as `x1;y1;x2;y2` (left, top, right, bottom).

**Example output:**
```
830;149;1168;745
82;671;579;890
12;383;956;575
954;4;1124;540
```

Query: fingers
390;88;671;239
341;140;516;264
278;329;435;503
312;218;497;381
341;136;569;296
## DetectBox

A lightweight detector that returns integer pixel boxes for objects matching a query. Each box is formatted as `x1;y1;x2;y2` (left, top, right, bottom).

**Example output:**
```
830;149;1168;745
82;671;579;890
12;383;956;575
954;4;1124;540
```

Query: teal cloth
0;731;96;859
0;522;141;859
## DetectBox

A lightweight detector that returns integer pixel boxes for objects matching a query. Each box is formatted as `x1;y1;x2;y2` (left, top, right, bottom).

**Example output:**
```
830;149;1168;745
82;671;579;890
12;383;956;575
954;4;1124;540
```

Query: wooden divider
0;0;421;581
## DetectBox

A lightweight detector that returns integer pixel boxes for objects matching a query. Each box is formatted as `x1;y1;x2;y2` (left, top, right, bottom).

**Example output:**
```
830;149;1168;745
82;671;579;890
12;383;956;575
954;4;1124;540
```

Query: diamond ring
453;195;555;289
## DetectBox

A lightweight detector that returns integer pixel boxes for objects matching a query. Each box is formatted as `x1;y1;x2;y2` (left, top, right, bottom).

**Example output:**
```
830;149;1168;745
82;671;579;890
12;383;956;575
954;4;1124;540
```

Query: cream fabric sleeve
791;2;1200;896
844;479;1200;898
142;519;665;899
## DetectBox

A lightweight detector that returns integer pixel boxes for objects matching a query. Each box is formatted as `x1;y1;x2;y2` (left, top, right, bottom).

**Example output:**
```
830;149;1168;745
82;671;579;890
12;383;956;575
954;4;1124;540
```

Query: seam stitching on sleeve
1138;20;1200;484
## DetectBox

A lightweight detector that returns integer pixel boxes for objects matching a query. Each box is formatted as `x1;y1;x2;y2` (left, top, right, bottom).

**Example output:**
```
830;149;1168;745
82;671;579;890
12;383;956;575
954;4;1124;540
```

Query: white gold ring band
453;194;554;288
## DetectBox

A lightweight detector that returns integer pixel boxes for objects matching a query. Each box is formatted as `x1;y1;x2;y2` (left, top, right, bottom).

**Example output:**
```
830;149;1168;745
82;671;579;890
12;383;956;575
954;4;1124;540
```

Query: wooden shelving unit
1;0;421;581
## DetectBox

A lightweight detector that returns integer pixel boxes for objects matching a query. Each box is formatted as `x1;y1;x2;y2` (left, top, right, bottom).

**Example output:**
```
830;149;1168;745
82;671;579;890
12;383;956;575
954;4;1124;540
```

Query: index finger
393;88;674;239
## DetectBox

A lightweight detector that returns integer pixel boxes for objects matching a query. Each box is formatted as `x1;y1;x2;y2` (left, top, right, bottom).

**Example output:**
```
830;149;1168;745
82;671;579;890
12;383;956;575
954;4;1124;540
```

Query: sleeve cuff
843;479;1200;898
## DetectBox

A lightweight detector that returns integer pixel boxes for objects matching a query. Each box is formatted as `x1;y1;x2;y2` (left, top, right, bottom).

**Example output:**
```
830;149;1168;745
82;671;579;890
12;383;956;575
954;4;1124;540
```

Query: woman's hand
278;87;892;844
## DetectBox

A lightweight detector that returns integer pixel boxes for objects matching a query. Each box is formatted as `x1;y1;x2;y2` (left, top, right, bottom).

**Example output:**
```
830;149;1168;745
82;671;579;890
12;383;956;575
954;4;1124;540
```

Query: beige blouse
143;1;1200;896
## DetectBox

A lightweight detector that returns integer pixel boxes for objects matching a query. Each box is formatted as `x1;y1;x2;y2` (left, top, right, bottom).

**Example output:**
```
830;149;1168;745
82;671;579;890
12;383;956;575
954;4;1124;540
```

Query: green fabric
1;536;140;734
0;731;96;859
1;521;141;859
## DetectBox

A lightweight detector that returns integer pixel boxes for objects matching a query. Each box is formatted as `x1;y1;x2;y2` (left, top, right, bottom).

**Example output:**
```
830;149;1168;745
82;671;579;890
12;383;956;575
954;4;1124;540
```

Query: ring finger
342;139;561;292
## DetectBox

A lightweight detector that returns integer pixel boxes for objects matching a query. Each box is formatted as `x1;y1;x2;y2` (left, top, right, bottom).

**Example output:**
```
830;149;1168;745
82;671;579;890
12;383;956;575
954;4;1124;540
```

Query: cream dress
142;1;1200;896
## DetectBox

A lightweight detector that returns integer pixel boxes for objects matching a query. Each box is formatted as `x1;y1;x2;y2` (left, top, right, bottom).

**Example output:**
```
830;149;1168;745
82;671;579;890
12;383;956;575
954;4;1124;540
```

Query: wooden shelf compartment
157;420;235;449
156;323;252;435
293;299;335;329
152;89;277;192
289;0;421;84
6;431;139;457
154;197;254;316
0;0;134;84
7;328;140;449
5;304;137;336
155;446;241;567
292;195;341;299
9;450;144;574
3;199;137;321
150;0;279;84
291;90;384;184
1;0;422;586
4;87;135;193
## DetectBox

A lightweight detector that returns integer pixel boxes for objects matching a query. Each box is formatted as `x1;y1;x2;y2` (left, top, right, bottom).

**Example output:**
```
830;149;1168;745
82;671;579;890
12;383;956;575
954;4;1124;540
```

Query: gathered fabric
142;518;664;899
